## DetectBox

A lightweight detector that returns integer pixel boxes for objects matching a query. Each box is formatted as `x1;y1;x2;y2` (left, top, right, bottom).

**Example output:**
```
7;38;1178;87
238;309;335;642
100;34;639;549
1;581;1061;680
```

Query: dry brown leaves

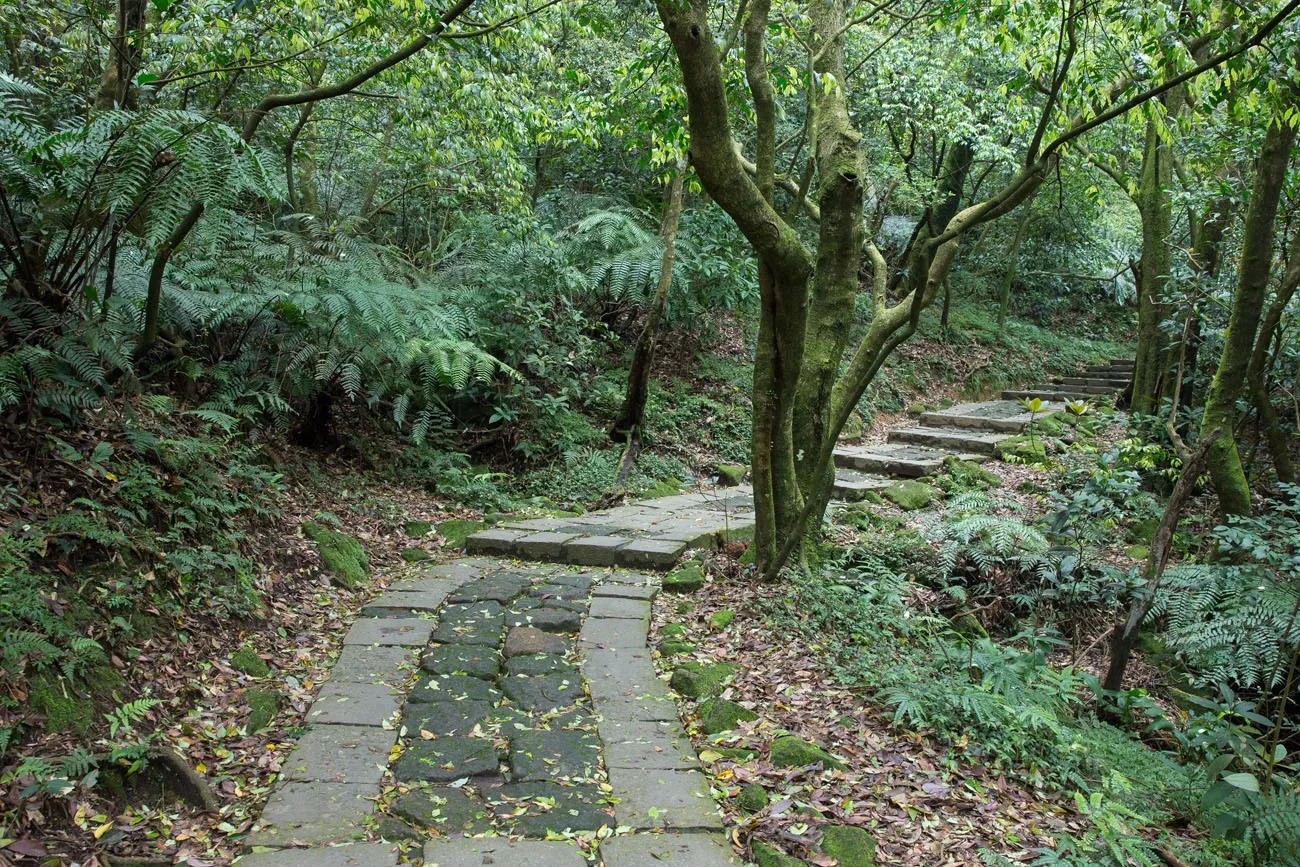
652;563;1076;866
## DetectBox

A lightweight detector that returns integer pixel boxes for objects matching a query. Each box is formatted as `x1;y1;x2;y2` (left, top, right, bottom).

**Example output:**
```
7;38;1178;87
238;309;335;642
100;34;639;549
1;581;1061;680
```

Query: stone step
1055;376;1128;389
833;442;986;478
887;425;1010;456
831;469;894;500
1003;387;1117;401
1108;360;1135;370
919;399;1065;433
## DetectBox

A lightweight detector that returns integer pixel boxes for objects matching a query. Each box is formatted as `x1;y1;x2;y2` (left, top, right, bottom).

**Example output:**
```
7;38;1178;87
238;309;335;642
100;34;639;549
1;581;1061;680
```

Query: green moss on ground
404;520;433;537
698;698;757;734
664;564;706;593
435;520;486;548
246;687;281;733
230;643;270;678
769;735;846;770
30;675;96;734
820;826;877;866
708;609;734;630
880;480;935;511
401;547;432;562
997;436;1049;463
739;783;770;812
301;521;369;588
670;662;737;698
753;842;806;867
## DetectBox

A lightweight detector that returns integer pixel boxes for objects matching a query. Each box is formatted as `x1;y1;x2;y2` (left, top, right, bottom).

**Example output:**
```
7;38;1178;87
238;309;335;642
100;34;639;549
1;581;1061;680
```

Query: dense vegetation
1;0;1298;863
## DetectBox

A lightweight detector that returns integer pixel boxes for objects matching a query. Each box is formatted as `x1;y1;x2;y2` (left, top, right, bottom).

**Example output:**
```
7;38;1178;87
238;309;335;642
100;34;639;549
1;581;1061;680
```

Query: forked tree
652;0;1299;574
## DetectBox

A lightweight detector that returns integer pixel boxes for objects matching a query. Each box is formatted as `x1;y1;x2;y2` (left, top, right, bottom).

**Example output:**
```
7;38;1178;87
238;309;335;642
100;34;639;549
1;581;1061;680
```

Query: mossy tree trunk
1246;227;1300;485
95;0;147;111
1199;117;1295;516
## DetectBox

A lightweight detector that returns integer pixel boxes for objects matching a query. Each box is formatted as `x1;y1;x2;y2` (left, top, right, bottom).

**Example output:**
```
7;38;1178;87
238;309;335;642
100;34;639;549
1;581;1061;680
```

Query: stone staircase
831;359;1132;499
1001;358;1133;402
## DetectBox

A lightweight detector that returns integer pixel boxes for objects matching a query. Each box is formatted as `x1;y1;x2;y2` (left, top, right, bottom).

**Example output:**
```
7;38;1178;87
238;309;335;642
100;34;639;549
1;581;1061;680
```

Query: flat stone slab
482;780;613;835
505;655;579;677
579;616;647;649
833;442;949;478
403;700;494;736
887;425;1010;455
831;469;894;501
592;583;658;601
505;626;568;657
516;531;582;559
500;672;585;712
390;786;492;835
393;737;500;782
505;606;582;633
509;729;601;783
420;645;500;680
600;833;742;866
599;719;698;770
423;838;587;866
617;538;688;569
464;528;526;555
448;574;532;604
282;725;395;784
328;645;416;684
237;842;401;866
583;651;677;722
588;596;651;621
920;399;1066;432
607;767;723;830
307;681;402;727
561;535;628;566
362;588;455;614
246;782;376;847
408;674;502;704
343;618;434;647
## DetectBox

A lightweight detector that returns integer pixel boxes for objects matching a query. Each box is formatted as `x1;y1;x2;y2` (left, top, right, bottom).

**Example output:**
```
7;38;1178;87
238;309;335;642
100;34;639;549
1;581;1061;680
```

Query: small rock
661;623;688;639
301;521;369;588
708;609;735;630
738;783;769;812
670;662;737;699
769;735;845;770
658;640;696;657
404;520;433;537
391;786;492;834
504;626;568;658
245;687;280;733
698;698;757;734
820;825;877;866
753;841;805;867
400;547;432;562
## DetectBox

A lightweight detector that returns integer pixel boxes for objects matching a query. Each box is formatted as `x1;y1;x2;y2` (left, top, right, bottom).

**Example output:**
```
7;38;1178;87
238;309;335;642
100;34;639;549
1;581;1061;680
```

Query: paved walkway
239;556;740;866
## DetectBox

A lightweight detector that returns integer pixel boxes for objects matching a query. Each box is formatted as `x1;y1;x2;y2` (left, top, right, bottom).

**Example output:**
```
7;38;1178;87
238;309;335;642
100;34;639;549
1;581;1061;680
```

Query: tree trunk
1247;228;1300;485
997;201;1036;327
1200;118;1295;516
95;0;147;111
1130;103;1179;415
1103;430;1216;695
608;159;688;494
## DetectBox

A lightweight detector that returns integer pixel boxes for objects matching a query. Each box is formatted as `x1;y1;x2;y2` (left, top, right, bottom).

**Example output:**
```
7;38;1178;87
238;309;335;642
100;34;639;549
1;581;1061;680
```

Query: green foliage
518;446;690;508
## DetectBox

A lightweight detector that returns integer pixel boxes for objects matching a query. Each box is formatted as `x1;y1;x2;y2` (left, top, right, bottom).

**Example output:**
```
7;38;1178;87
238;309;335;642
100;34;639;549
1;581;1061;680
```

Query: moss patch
769;735;845;770
246;687;281;733
642;478;682;499
716;464;747;486
938;457;1001;491
753;842;805;867
230;643;270;678
436;519;486;548
880;480;935;511
664;564;706;594
401;547;432;562
997;435;1048;463
670;662;737;699
708;609;735;630
404;520;433;537
301;521;369;588
739;783;770;812
820;825;877;866
699;698;757;734
31;675;96;735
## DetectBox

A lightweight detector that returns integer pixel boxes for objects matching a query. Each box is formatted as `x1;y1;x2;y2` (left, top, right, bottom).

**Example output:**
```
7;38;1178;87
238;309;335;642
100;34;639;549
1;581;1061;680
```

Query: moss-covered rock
658;640;696;657
230;643;269;678
246;687;281;733
769;735;846;770
670;662;737;699
716;464;747;487
996;436;1048;463
642;478;682;499
664;564;706;594
839;412;864;440
820;825;877;866
661;623;688;639
1127;517;1160;544
404;520;433;537
713;746;759;761
939;457;1002;491
401;547;432;562
738;544;757;565
1031;413;1066;437
1125;545;1150;561
738;783;770;812
301;521;369;588
708;609;735;630
753;842;806;867
880;480;936;511
31;675;96;734
698;698;757;734
435;519;486;548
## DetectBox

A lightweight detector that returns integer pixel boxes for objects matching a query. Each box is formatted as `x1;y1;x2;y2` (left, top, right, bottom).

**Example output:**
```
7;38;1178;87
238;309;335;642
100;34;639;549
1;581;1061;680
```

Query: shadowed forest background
2;0;1300;863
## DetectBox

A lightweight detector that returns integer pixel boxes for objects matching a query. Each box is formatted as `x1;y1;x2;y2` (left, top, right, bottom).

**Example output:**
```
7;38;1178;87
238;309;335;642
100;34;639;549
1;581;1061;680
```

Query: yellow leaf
104;472;118;482
195;762;206;774
93;822;114;839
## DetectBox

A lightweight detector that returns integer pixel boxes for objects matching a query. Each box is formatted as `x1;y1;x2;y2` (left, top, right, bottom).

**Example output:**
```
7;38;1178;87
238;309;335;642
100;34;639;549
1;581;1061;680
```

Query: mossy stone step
887;425;1009;456
1055;376;1128;388
1002;387;1116;401
831;469;893;501
832;442;953;477
919;400;1064;433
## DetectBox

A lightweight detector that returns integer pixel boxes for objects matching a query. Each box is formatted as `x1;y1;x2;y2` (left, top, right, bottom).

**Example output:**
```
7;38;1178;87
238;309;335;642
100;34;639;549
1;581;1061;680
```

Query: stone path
239;557;740;866
830;358;1132;498
465;488;756;569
